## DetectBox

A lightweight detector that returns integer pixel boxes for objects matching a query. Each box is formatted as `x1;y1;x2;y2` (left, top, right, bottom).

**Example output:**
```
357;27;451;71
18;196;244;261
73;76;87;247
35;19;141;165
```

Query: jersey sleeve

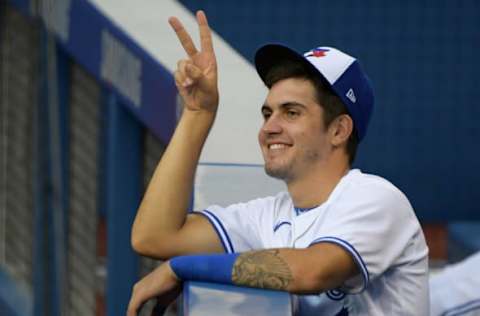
309;182;424;294
194;197;274;253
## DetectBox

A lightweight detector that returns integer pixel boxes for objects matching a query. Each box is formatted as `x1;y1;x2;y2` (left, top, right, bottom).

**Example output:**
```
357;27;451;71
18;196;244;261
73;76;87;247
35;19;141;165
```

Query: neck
287;153;350;208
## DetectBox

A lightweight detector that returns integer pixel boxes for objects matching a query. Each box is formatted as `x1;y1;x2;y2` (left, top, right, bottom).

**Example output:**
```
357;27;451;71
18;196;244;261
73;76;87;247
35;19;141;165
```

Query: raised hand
169;11;219;113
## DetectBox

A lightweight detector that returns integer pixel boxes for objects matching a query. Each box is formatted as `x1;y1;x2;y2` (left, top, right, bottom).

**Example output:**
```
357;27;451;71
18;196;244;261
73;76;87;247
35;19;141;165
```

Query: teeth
269;144;286;150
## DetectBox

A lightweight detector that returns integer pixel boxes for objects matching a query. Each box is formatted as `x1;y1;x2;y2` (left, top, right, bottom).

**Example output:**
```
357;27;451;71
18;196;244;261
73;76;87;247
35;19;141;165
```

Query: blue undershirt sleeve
169;253;240;285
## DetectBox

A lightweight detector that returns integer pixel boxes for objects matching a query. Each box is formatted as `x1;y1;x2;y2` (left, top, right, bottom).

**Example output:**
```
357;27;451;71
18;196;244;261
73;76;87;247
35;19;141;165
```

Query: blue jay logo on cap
305;47;329;58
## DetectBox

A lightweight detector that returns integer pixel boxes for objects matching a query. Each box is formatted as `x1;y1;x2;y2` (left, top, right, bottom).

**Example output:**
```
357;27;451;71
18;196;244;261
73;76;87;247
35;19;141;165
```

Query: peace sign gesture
169;11;219;113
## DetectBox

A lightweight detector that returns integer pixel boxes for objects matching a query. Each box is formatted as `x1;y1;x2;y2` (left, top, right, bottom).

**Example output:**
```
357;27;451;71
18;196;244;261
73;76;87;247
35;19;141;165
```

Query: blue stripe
202;210;235;253
442;299;480;316
309;236;370;293
196;210;235;253
273;221;291;232
294;206;318;213
192;211;231;253
326;289;346;301
294;206;318;216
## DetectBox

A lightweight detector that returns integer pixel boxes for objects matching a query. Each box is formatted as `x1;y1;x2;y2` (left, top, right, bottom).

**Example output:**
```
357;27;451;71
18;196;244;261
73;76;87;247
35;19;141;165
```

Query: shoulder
327;169;419;229
342;169;411;209
348;169;404;194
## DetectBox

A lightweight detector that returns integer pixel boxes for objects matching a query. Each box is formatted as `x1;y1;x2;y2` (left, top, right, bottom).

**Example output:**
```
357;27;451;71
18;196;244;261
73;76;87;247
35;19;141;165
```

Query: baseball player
127;11;429;316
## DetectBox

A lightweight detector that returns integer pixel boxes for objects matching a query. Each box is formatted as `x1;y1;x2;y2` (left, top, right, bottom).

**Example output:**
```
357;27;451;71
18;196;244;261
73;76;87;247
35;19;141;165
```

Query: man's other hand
127;262;181;316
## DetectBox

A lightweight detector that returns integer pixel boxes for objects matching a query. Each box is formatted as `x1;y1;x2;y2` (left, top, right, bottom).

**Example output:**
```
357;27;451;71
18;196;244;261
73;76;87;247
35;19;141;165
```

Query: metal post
32;26;50;316
103;91;141;316
45;32;70;316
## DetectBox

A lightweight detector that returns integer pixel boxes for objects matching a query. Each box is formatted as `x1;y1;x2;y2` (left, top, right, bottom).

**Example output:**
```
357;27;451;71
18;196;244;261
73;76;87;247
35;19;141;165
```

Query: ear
329;114;353;147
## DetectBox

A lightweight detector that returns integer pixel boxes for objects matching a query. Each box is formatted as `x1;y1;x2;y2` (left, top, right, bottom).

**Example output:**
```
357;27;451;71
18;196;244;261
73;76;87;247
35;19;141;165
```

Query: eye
262;109;272;120
286;109;299;119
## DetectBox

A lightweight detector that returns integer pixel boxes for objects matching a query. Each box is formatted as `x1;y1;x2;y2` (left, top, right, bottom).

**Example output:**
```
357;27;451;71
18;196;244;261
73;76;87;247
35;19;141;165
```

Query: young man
127;11;429;316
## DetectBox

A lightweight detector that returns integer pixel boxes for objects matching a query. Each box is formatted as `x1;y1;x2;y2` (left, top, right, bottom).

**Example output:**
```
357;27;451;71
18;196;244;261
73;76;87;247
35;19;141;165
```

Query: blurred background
1;0;479;315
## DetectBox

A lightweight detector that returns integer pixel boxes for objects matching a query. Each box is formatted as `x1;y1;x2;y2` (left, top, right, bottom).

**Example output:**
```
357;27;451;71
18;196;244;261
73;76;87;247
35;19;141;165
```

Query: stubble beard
264;159;296;182
264;147;320;183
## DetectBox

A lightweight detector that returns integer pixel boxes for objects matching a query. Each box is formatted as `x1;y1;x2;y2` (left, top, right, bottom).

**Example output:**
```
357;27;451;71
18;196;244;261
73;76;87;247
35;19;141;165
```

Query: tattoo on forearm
232;249;293;290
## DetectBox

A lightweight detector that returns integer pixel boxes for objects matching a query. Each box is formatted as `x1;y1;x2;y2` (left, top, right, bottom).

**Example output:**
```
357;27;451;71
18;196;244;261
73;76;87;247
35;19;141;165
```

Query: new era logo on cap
346;88;356;103
255;44;375;142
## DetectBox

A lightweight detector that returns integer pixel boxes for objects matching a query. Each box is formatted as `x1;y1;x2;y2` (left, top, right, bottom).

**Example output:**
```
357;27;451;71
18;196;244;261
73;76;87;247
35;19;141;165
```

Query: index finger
168;16;198;57
196;10;214;54
126;299;139;316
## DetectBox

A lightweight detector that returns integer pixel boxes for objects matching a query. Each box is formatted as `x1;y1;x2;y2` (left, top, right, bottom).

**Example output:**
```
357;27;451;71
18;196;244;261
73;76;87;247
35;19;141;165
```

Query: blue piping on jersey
194;210;235;253
442;299;480;316
309;236;370;293
192;211;229;253
294;206;318;216
273;221;291;232
326;289;346;301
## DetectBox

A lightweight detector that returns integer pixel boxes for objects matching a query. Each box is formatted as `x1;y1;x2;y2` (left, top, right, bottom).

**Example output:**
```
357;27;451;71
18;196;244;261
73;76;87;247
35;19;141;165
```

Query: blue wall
180;0;480;221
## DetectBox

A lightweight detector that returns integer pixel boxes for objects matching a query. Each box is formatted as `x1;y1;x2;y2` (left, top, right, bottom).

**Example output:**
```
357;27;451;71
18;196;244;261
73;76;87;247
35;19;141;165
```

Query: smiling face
258;77;333;183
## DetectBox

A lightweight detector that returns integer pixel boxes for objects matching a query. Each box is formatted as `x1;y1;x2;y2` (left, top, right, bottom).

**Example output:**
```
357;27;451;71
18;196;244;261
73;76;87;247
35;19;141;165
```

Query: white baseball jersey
430;252;480;316
195;169;429;316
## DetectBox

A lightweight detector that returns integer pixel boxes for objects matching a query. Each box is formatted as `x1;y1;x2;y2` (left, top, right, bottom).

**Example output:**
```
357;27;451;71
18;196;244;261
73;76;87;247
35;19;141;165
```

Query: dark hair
264;60;358;165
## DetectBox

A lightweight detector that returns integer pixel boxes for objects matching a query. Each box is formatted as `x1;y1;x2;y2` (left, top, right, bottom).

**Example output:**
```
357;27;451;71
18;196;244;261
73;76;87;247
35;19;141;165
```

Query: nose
261;114;283;135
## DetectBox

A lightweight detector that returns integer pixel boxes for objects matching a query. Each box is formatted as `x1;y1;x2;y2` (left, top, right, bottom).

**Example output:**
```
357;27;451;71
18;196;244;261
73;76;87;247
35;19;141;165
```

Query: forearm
232;249;330;293
232;249;295;291
132;110;215;253
170;246;356;294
